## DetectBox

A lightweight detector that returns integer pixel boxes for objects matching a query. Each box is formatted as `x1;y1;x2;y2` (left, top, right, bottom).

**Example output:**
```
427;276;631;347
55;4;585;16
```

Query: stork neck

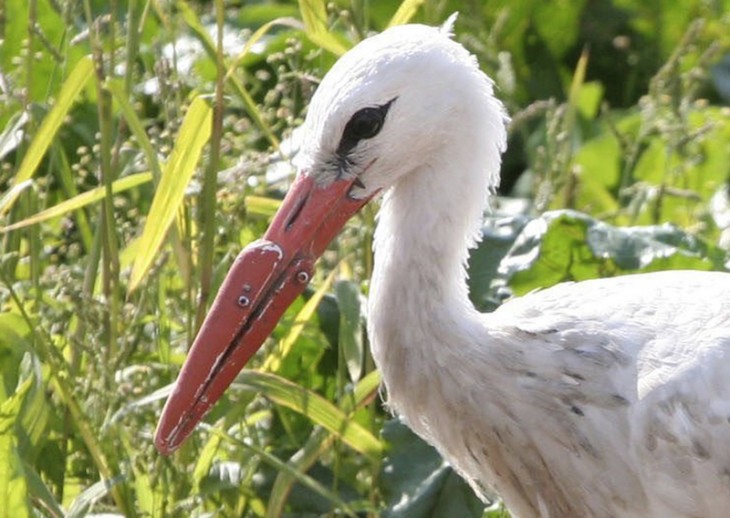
371;157;491;311
366;103;506;422
367;154;518;511
367;155;498;426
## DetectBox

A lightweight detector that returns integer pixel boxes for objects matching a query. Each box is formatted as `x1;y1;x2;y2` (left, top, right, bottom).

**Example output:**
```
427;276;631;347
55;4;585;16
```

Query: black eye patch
336;98;396;157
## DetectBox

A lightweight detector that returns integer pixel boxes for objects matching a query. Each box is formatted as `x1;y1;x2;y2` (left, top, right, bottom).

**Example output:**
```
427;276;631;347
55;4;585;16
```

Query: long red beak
155;173;373;454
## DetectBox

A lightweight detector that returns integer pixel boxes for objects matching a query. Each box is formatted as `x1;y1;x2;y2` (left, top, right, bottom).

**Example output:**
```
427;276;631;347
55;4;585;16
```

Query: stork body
156;21;730;517
373;210;730;516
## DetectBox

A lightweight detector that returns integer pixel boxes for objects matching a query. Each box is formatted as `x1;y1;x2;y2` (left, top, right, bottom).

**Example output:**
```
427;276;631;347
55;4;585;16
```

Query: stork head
297;21;507;198
155;21;507;454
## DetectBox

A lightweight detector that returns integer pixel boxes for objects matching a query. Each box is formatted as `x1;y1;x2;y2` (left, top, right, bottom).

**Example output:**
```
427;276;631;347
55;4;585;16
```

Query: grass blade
0;173;152;233
266;370;382;517
211;426;358;517
21;461;64;518
266;427;336;518
129;97;212;292
67;476;125;518
235;371;383;460
0;180;34;217
224;18;304;82
297;0;348;55
335;279;364;383
387;0;426;27
245;195;281;218
178;0;280;149
8;56;94;192
0;111;29;162
107;79;163;182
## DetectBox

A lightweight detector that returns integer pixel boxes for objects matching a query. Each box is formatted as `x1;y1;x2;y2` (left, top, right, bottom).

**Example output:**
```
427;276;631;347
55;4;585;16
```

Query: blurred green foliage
0;0;728;516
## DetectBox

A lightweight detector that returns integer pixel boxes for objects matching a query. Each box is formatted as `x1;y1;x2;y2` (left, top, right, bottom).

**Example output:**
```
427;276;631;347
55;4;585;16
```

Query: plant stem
196;0;226;331
84;0;121;365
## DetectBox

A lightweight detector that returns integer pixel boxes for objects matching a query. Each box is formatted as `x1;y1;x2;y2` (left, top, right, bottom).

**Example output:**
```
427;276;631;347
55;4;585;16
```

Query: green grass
0;0;729;516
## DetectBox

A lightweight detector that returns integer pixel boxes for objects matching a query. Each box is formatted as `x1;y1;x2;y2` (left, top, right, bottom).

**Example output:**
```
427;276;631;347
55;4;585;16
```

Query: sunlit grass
0;0;728;516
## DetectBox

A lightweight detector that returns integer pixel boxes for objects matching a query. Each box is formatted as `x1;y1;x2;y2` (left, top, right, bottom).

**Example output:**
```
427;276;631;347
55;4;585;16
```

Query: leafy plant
0;0;728;516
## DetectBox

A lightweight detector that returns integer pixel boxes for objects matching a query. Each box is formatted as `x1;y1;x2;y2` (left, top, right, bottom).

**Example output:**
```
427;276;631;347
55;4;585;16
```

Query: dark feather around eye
336;98;396;156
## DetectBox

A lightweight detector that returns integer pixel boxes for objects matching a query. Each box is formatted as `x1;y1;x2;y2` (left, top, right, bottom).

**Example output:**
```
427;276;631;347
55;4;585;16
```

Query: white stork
156;20;730;517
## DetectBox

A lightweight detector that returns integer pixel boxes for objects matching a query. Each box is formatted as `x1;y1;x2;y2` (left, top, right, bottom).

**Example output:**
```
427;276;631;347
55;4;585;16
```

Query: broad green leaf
500;210;719;295
533;0;586;59
431;471;492;516
633;138;666;185
380;419;485;517
129;97;212;291
467;215;528;311
9;56;93;192
0;313;31;402
501;212;612;293
1;0;29;73
575;82;604;120
573;131;621;190
572;130;621;214
18;373;48;456
335;280;363;383
0;379;32;518
0;173;152;233
234;371;382;460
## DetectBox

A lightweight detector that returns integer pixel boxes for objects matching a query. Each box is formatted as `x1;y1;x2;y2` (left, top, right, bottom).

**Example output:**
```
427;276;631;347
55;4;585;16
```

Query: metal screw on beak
237;295;250;307
296;271;310;284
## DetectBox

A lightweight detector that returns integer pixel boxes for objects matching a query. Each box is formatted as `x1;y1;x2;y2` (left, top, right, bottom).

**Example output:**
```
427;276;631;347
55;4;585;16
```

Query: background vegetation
1;0;729;516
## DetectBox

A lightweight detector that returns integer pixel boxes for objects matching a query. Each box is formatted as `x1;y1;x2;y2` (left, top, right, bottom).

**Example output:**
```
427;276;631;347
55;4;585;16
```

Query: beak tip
154;423;175;455
154;438;172;456
154;422;184;455
154;399;190;455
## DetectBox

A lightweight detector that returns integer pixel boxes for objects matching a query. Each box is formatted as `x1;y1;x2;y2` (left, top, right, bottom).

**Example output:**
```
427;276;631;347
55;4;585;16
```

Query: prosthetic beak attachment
155;173;373;454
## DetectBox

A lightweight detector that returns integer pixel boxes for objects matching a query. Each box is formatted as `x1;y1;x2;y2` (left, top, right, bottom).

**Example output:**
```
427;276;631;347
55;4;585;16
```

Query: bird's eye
336;98;396;157
345;107;385;141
